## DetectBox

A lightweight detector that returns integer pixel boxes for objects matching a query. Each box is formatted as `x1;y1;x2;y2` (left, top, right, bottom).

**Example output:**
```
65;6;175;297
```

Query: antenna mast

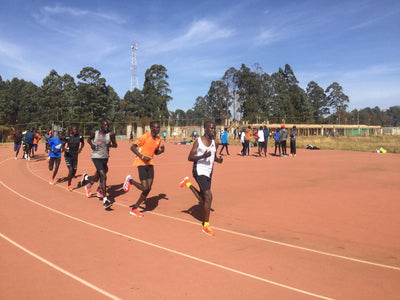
130;43;138;91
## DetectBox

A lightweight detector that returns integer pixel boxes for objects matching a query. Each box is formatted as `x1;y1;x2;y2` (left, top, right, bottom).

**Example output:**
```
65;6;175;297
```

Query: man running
62;124;85;191
179;121;223;236
123;121;165;217
31;128;41;158
13;130;24;159
81;119;117;209
23;127;34;160
48;132;64;185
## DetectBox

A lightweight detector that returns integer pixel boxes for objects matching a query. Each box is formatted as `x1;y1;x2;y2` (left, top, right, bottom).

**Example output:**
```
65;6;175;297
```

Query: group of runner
13;119;222;236
12;127;43;160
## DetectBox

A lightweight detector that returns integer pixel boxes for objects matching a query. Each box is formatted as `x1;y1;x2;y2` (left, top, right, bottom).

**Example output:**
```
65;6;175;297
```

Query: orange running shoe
129;208;144;217
67;185;72;192
49;178;54;185
202;225;215;236
85;184;92;197
179;176;190;188
96;188;103;198
123;175;132;192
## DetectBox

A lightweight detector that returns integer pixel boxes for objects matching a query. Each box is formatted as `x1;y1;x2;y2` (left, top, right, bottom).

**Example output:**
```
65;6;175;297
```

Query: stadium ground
1;141;399;299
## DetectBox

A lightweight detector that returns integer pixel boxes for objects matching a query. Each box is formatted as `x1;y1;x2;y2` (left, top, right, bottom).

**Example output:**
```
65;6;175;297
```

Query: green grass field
296;135;400;153
227;135;400;154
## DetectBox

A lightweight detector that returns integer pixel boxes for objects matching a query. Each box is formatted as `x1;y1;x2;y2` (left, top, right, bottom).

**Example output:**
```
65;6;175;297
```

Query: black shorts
92;158;109;172
65;153;78;170
49;157;61;171
194;175;212;192
138;165;154;181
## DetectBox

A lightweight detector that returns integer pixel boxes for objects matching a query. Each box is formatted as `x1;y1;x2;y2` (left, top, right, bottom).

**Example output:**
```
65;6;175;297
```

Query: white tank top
194;137;216;177
258;130;265;142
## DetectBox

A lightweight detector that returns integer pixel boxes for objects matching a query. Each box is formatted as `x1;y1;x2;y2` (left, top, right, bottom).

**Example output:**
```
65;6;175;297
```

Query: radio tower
130;43;138;91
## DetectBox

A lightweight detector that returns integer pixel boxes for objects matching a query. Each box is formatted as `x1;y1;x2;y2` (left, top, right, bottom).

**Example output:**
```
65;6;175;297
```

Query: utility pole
130;43;138;91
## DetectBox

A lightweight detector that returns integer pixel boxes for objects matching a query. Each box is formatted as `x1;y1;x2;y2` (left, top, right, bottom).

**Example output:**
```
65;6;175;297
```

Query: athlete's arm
155;144;165;155
78;136;85;153
109;132;118;148
87;131;96;150
188;139;211;162
130;143;151;162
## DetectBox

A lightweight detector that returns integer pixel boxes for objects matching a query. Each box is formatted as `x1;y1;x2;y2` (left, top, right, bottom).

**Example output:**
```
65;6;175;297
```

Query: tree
76;67;110;125
142;64;172;122
270;71;292;123
222;67;239;120
206;80;230;125
123;88;144;122
325;82;349;124
236;64;263;123
281;64;299;88
40;70;77;126
306;81;329;123
193;96;211;121
289;85;313;123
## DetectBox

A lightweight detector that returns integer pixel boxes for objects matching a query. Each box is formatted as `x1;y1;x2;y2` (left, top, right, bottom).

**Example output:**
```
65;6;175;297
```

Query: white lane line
22;158;400;272
0;232;121;300
0;179;333;300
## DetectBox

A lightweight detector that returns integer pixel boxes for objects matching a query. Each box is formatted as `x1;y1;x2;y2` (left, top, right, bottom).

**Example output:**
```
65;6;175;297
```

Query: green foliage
0;63;397;129
142;64;172;121
307;81;329;123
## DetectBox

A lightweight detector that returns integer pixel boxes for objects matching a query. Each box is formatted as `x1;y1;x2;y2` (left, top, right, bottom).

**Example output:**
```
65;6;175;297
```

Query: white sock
103;197;108;203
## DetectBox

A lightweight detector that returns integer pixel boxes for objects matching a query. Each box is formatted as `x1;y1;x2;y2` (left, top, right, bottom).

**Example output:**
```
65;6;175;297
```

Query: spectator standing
219;127;230;156
263;126;270;156
273;129;281;156
279;125;288;156
244;126;252;156
290;125;297;157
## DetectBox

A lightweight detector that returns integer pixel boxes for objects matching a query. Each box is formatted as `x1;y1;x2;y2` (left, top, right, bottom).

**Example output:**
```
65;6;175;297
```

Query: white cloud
142;19;235;55
254;28;281;46
0;37;23;62
41;4;126;24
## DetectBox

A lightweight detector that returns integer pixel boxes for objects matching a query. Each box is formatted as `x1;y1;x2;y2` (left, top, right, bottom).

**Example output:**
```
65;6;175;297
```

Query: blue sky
1;0;399;112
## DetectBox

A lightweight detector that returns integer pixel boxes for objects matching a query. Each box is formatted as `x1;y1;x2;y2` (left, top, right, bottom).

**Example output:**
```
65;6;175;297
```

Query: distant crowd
219;125;298;158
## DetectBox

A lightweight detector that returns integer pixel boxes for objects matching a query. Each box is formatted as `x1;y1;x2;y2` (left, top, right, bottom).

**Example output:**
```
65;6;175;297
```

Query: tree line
1;63;399;132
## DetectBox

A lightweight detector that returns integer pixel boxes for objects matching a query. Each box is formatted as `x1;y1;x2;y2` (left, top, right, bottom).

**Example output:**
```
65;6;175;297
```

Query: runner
179;121;223;236
48;132;64;185
23;127;34;160
44;129;53;154
123;121;165;217
31;128;41;158
13;130;24;159
81;119;117;209
62;124;85;191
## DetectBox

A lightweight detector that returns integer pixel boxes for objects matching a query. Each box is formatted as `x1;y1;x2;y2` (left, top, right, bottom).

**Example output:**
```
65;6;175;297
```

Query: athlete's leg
131;178;153;209
203;190;213;223
51;158;61;180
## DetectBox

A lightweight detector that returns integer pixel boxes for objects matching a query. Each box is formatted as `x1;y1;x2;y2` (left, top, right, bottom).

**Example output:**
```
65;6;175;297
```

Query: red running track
1;141;399;299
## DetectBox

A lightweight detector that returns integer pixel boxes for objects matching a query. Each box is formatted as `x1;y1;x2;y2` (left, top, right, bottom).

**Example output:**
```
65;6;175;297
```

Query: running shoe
67;185;72;192
103;198;112;209
123;175;132;192
49;178;54;185
96;188;103;198
14;157;17;160
202;225;215;236
80;173;88;187
46;157;50;163
179;176;190;188
85;184;92;197
129;208;144;217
